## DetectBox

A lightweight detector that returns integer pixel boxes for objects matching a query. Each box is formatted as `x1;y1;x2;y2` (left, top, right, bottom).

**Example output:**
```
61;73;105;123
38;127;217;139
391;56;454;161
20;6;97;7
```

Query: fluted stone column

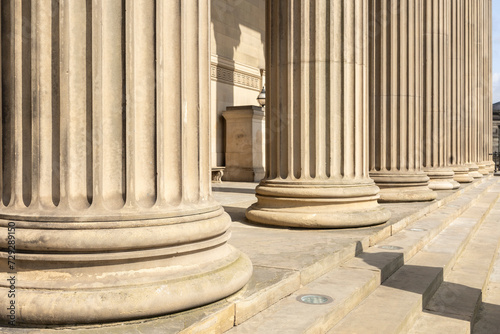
368;0;436;202
487;0;494;172
449;0;474;182
422;0;460;189
481;0;494;173
0;0;251;325
464;0;482;178
476;0;489;175
246;0;391;228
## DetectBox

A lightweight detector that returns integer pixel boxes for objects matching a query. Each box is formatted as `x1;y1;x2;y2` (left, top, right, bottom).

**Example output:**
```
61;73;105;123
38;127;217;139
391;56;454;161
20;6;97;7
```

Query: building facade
0;0;494;327
494;102;500;153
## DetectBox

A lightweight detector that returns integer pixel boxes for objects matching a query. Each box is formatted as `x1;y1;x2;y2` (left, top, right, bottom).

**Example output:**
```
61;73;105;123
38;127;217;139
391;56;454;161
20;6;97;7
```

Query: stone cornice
210;55;262;91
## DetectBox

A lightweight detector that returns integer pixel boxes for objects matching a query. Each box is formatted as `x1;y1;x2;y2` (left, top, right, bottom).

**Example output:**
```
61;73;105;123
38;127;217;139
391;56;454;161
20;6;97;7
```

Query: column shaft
488;0;494;171
368;0;436;202
463;0;482;177
449;0;474;182
246;0;390;228
422;0;460;189
481;0;494;172
476;0;489;175
0;0;251;325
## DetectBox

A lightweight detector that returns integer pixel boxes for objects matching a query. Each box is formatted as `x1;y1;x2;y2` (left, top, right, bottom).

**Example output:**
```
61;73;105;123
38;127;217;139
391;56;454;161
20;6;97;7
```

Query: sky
493;0;500;103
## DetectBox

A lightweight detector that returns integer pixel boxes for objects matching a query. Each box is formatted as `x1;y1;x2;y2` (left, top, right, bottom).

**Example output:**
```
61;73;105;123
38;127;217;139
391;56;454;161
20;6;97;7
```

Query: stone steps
328;185;499;334
227;177;499;333
408;188;500;334
473;239;500;333
226;178;496;329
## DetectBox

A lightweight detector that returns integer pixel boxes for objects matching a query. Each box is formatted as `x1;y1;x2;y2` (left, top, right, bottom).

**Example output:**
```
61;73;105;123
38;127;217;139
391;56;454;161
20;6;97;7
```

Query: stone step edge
409;201;500;333
309;177;498;287
327;189;500;334
367;176;493;247
346;178;500;285
471;234;500;333
226;182;500;334
409;246;500;333
388;176;494;240
410;245;500;334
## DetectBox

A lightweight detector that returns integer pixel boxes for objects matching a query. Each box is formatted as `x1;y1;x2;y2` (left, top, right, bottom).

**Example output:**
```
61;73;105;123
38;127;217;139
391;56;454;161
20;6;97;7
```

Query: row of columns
0;0;493;326
247;0;493;227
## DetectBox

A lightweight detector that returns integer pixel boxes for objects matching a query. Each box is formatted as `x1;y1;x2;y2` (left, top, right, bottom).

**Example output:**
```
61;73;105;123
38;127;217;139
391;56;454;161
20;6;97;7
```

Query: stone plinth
0;0;251;325
368;0;437;202
246;0;391;228
222;106;265;182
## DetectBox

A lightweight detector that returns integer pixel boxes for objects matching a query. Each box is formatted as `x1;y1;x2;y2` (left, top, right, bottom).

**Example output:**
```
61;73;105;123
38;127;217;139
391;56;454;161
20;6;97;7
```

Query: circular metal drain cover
378;245;403;250
296;294;333;305
409;228;427;232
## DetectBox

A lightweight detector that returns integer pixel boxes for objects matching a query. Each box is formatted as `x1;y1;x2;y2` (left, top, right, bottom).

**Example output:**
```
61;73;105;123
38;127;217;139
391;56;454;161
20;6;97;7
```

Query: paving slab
227;267;379;334
409;313;470;334
229;221;364;285
228;266;300;325
0;299;235;334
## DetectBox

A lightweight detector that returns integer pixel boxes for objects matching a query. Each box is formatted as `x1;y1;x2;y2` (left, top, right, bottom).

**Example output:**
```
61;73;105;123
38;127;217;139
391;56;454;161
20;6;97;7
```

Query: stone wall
210;0;265;167
494;108;500;152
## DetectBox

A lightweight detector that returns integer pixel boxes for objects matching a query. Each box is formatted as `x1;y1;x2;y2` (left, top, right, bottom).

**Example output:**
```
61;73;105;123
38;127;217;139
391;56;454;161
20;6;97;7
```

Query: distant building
494;102;500;153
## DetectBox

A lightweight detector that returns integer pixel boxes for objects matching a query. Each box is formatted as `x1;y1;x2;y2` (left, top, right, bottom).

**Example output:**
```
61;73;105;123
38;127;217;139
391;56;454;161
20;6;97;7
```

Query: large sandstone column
448;0;474;182
487;0;494;172
476;0;489;175
464;0;482;178
481;0;494;173
246;0;391;228
422;0;460;189
0;0;251;325
368;0;437;202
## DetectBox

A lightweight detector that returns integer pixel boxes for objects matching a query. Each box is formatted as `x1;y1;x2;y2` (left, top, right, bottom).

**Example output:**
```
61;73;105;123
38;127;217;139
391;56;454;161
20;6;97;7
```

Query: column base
477;161;490;175
478;163;489;175
466;163;483;178
424;167;460;190
0;207;253;325
487;161;496;173
246;180;391;228
370;171;437;202
451;165;474;183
